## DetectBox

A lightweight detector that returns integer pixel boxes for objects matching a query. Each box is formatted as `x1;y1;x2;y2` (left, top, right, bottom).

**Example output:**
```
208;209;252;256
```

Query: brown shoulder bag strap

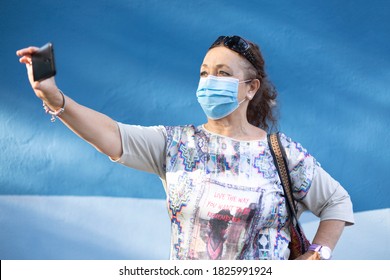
267;133;298;218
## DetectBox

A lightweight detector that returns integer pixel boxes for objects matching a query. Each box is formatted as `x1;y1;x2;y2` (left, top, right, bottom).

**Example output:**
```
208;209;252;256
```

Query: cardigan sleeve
298;166;355;225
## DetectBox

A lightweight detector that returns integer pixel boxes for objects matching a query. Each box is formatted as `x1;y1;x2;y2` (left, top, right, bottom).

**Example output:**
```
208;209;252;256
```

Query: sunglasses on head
210;36;257;69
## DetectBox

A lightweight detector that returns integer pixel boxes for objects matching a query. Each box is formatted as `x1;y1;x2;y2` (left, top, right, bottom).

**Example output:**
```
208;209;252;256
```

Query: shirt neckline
200;124;268;143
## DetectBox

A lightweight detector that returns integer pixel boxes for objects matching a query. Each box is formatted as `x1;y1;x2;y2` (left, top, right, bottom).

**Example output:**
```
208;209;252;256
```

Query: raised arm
16;46;122;159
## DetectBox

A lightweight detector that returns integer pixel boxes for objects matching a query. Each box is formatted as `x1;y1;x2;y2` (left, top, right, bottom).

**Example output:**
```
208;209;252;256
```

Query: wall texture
1;0;389;259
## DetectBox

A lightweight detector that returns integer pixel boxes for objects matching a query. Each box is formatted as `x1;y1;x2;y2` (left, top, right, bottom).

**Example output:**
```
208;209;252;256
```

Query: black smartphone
32;42;56;82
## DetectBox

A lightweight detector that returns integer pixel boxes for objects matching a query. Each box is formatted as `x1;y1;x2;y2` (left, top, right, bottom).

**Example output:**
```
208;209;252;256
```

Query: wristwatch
309;244;332;260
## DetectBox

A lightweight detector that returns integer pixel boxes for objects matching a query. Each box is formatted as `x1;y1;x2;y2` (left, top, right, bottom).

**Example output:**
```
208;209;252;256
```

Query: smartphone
32;42;56;82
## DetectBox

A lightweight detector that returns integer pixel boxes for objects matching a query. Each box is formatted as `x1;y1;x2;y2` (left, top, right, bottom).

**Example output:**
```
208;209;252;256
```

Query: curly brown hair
209;36;278;131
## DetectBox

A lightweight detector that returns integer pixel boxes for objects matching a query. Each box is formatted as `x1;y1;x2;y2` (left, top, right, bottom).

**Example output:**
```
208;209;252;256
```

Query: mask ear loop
237;79;254;105
238;97;247;105
238;79;253;84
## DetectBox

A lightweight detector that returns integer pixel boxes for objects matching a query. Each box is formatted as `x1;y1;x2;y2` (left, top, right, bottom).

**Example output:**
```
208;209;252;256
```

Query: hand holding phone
32;42;56;82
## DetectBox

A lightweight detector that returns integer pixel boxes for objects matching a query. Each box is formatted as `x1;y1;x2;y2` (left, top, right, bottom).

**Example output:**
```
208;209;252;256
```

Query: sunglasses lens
236;38;249;52
224;36;248;53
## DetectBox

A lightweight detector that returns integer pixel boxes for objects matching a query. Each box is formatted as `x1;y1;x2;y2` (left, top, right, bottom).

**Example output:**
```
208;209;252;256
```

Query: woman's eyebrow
201;63;232;69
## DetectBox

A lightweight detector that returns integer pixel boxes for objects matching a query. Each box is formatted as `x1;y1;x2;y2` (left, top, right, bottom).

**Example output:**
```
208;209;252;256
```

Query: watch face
320;246;332;260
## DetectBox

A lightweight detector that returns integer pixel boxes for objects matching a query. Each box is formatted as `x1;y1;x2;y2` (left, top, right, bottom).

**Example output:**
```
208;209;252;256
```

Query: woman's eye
200;71;208;77
219;71;231;76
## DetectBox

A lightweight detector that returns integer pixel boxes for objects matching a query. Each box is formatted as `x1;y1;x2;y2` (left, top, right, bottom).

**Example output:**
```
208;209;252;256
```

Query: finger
16;46;39;56
16;46;39;57
19;56;32;65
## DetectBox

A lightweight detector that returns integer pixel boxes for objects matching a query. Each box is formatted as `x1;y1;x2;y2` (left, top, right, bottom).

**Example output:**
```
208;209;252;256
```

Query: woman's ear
247;79;260;99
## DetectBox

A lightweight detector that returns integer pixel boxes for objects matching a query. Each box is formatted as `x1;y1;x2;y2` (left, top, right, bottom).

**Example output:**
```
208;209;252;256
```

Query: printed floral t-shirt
163;125;316;260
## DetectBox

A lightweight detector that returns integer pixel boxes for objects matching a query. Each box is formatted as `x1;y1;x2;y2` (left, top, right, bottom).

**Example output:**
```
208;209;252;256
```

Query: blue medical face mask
196;75;251;120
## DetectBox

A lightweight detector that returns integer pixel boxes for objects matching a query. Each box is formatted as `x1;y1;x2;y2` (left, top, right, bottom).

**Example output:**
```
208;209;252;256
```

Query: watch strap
309;244;322;252
309;244;332;260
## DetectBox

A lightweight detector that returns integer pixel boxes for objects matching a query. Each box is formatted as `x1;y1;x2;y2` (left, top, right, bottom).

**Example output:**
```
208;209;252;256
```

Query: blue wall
1;0;389;259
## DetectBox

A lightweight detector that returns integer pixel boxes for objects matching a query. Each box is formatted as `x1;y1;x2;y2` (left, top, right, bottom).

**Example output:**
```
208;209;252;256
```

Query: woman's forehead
202;46;246;68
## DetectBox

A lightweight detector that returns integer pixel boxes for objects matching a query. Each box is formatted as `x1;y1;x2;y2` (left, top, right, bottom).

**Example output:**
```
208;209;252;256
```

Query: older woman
16;35;354;260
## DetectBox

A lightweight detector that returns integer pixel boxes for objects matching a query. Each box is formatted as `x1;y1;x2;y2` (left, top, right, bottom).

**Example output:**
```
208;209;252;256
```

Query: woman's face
200;46;253;101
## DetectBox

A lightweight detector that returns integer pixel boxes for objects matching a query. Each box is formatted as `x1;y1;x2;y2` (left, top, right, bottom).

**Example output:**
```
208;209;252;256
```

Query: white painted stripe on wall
301;209;390;260
0;195;388;259
0;195;170;259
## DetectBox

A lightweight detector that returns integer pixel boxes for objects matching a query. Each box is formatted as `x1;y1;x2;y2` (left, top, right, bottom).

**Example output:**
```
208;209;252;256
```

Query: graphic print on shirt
192;179;264;260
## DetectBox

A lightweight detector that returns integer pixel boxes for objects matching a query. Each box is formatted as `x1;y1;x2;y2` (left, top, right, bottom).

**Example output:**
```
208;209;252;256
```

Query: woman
16;35;354;260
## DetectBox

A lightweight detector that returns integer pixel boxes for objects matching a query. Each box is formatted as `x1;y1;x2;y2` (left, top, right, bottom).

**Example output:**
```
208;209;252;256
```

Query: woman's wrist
42;89;66;122
40;87;64;110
